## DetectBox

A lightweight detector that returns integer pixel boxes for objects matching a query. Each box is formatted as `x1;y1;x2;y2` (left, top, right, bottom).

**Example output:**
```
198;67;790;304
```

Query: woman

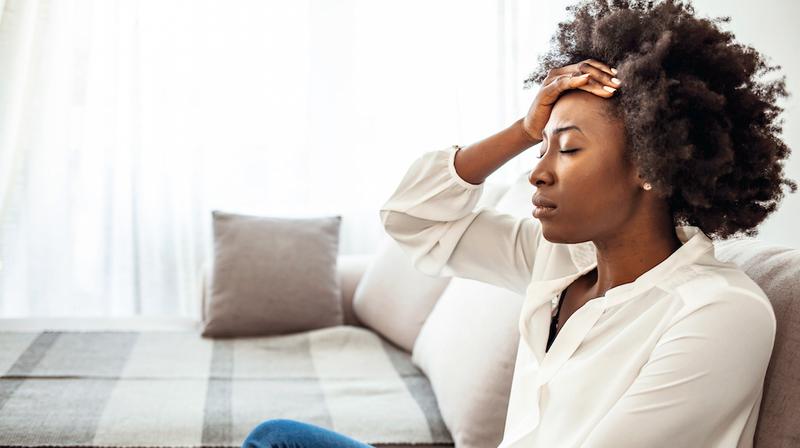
242;0;796;447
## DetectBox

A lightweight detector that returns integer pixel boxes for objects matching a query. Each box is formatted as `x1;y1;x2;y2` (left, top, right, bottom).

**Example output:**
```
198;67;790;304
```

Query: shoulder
659;263;776;345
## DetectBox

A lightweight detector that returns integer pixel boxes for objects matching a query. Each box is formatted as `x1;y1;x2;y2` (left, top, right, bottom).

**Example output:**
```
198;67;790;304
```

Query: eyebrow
542;125;584;140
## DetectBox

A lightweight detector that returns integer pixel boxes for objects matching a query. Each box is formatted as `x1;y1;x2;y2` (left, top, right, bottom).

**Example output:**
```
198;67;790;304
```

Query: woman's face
528;89;642;244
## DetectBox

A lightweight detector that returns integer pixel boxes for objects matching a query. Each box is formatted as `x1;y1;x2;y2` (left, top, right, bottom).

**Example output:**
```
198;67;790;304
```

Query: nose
529;162;554;187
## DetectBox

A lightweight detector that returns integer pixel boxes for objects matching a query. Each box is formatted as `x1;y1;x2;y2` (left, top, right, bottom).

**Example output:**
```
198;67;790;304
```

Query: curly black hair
524;0;797;239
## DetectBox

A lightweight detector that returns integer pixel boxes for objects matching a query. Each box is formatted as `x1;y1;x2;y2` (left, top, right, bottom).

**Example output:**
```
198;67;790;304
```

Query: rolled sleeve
379;145;540;295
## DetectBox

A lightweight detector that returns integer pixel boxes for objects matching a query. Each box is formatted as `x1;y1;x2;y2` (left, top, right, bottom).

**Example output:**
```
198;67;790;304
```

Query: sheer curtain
0;0;572;319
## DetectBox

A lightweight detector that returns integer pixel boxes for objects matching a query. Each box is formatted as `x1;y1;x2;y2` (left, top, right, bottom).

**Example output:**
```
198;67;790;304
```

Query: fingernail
611;77;621;85
611;68;618;75
603;85;617;93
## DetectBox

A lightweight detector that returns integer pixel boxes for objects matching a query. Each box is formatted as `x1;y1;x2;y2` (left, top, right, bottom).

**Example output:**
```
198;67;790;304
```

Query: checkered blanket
0;326;452;447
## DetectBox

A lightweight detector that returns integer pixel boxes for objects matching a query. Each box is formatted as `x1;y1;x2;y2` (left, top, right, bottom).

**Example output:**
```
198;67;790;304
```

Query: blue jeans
242;419;376;448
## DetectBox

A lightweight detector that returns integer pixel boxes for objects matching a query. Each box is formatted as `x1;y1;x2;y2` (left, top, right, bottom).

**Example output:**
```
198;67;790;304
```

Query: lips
532;194;558;219
532;195;558;209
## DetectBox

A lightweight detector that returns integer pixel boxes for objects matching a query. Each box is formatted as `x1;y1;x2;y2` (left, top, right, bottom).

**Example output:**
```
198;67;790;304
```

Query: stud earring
643;182;652;191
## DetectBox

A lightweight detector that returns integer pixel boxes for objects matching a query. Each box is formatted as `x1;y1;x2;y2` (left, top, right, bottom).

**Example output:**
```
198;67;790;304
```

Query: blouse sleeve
579;289;776;448
379;144;542;296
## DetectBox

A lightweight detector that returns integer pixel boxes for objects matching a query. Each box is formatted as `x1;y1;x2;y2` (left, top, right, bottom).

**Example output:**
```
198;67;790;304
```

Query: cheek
561;162;631;217
540;159;632;244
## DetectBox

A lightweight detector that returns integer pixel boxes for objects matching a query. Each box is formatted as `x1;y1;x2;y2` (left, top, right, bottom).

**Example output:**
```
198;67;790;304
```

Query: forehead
545;90;615;136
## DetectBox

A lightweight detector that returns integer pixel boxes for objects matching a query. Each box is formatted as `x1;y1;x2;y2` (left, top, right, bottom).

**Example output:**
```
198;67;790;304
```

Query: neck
588;219;683;297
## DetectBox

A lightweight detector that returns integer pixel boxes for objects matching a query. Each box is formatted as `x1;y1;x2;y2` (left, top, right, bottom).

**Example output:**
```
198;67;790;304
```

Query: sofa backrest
712;238;800;447
341;180;512;334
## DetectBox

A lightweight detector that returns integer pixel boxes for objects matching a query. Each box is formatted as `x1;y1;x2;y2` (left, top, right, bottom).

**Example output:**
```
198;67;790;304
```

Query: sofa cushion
201;210;343;338
412;278;523;448
354;182;510;352
712;238;800;447
336;254;374;326
352;236;452;352
0;327;453;447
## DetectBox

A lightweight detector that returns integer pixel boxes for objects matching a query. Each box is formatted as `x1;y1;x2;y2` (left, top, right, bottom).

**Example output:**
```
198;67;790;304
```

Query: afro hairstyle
524;0;797;239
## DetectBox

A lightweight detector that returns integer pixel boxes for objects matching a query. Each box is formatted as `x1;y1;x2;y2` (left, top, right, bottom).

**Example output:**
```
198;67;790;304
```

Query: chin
540;224;586;245
540;225;567;244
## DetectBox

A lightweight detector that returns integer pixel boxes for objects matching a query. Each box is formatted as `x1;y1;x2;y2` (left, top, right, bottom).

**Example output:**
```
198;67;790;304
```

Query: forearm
453;117;542;185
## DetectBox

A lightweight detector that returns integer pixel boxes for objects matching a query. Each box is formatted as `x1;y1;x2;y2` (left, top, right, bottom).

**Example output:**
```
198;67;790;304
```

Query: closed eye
536;148;580;159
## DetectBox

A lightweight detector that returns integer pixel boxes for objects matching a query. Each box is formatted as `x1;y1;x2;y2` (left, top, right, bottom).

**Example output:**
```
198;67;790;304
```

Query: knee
241;419;298;448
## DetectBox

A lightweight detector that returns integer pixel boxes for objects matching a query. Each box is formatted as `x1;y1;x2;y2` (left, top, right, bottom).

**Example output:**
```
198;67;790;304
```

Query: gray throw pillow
201;210;344;338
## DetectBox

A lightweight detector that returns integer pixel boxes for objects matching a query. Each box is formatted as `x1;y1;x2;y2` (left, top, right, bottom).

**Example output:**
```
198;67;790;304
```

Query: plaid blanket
0;326;453;448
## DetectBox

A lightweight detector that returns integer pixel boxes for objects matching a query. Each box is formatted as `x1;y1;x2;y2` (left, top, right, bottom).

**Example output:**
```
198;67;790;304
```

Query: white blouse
379;145;776;448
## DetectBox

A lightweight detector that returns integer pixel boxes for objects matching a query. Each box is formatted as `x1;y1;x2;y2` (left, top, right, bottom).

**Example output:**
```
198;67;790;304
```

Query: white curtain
0;0;572;319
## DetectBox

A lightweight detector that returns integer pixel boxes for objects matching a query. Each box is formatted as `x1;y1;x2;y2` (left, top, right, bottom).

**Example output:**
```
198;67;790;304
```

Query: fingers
547;59;614;78
582;58;616;77
539;72;591;105
575;62;621;94
544;58;617;79
576;76;619;98
543;59;621;94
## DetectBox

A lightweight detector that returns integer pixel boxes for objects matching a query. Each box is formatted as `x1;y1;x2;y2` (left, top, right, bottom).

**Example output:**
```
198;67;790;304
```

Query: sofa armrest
337;254;374;327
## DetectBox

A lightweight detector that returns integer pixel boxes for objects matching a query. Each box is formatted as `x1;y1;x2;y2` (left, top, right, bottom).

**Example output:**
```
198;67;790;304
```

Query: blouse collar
519;225;716;365
506;225;718;446
566;225;714;302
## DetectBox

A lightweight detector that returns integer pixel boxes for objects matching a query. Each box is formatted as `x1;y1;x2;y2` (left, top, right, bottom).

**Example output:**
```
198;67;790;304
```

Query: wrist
515;117;542;146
